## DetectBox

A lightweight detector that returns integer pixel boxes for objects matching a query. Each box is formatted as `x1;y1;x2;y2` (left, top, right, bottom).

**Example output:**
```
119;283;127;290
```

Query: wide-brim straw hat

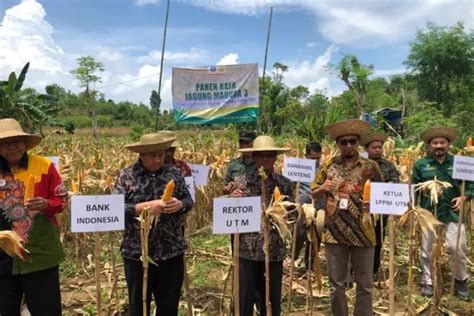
125;133;176;154
156;130;181;147
0;118;42;150
324;119;371;141
239;135;290;153
360;133;388;147
421;127;459;143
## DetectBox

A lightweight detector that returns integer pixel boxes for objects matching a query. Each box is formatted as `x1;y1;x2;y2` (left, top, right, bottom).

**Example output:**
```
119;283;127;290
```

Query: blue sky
0;0;472;109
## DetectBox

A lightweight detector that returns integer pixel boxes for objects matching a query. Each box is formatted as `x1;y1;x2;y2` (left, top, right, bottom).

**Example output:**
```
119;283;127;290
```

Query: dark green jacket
378;158;400;183
224;157;256;185
412;154;473;223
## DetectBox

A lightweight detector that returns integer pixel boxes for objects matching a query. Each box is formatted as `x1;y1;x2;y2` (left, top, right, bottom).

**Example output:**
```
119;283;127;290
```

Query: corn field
29;131;473;315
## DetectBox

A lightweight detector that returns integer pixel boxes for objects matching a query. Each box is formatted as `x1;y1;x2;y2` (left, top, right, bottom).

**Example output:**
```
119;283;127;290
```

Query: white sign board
453;155;474;181
189;163;209;186
213;196;261;234
48;156;60;172
370;182;410;215
71;195;124;233
185;176;196;203
282;157;316;183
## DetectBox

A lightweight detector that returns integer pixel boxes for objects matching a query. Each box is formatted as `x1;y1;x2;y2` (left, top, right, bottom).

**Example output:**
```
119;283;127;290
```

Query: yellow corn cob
161;180;175;202
273;186;281;202
23;175;36;202
362;180;371;202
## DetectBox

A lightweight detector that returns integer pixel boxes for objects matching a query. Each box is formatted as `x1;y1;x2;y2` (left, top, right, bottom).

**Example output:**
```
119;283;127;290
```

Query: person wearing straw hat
114;133;193;315
157;130;192;177
0;118;67;315
311;119;383;316
361;133;400;281
229;135;295;316
413;127;473;300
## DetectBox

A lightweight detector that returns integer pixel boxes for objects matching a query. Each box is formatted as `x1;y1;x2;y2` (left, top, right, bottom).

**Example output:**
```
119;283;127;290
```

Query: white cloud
283;45;336;95
217;53;239;65
0;0;64;74
98;49;123;62
306;42;318;48
187;0;473;45
138;48;208;63
373;68;406;77
133;0;160;6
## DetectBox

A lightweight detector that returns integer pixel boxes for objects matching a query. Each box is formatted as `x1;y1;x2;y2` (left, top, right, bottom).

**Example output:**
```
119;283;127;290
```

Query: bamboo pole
233;234;240;316
140;208;151;316
154;0;171;131
449;181;466;297
259;169;271;316
388;215;395;316
305;240;312;316
286;181;300;315
94;232;102;316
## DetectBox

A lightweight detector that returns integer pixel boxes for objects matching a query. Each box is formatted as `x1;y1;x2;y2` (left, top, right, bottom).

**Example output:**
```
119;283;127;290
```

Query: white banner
185;176;196;203
370;182;410;215
282;157;316;183
213;196;261;234
190;163;209;186
453;155;474;181
71;195;124;233
172;64;259;124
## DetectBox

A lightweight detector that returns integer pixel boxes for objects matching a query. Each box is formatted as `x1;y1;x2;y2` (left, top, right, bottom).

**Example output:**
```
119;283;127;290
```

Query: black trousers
239;258;283;316
0;266;61;316
374;215;388;274
123;254;184;316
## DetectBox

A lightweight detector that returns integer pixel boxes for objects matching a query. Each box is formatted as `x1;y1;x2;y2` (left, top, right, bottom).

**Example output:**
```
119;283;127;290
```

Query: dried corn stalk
413;177;452;206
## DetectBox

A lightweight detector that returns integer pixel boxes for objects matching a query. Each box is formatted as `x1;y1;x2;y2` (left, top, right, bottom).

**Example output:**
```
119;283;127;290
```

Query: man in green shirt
361;133;400;280
412;127;473;300
223;131;257;193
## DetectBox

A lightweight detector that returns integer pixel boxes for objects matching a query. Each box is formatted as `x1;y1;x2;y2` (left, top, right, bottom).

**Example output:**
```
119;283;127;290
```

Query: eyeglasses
338;138;358;146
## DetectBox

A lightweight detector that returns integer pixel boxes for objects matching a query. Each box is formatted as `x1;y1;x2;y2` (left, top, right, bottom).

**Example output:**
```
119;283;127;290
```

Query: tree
404;22;474;116
150;89;160;114
70;56;104;138
0;63;61;133
337;54;374;116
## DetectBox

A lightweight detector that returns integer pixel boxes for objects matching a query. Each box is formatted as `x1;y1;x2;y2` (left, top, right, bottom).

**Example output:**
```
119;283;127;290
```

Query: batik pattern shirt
0;154;67;275
237;171;295;262
311;156;383;247
412;154;473;223
114;161;193;262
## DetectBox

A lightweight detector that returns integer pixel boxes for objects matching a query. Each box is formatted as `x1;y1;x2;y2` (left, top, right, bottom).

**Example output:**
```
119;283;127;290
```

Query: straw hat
324;119;371;141
421;127;459;143
156;130;181;147
360;133;388;147
125;133;176;154
238;135;289;153
0;118;42;150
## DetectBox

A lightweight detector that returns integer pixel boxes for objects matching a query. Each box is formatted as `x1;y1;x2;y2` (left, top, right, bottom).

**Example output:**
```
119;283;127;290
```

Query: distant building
362;107;404;137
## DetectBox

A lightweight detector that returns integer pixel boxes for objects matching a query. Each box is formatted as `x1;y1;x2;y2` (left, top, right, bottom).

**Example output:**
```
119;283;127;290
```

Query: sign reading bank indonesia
172;64;259;124
71;195;124;233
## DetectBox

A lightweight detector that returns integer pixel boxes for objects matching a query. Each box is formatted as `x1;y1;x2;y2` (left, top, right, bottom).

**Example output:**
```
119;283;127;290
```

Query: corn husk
413;177;452;206
0;230;28;259
399;207;443;238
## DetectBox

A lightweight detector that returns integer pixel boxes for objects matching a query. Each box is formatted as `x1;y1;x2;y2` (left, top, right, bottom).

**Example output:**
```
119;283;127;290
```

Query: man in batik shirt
229;135;295;316
115;133;193;315
312;119;383;316
361;133;400;280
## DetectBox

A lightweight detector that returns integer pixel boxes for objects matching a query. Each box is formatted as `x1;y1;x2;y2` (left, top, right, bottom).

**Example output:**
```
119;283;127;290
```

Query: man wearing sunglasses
312;119;383;316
